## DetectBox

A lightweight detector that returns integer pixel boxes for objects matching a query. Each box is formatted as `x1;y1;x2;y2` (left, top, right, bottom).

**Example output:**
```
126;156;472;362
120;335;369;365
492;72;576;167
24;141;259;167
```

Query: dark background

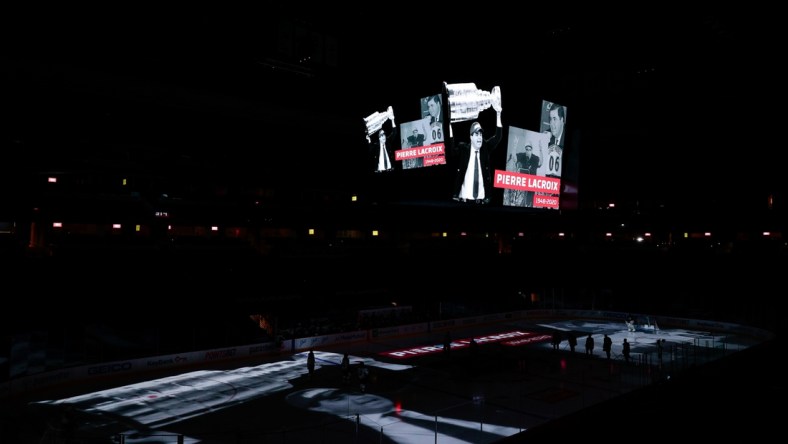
2;7;785;325
3;8;784;209
1;7;786;442
2;4;785;345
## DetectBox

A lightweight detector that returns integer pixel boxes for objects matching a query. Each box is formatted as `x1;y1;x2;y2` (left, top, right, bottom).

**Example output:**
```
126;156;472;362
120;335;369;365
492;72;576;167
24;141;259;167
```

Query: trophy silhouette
363;106;395;137
444;82;502;123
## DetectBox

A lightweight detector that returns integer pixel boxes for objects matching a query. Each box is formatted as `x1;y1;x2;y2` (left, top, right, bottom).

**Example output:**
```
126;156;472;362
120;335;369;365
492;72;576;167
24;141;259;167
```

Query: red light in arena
380;331;550;359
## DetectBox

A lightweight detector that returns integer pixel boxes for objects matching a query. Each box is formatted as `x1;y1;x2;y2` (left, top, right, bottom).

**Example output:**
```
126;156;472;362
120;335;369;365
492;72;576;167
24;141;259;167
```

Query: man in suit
547;103;565;147
407;129;426;148
516;144;542;207
426;94;443;126
516;144;541;175
450;113;502;204
403;129;425;169
424;94;445;145
544;103;565;178
369;119;397;173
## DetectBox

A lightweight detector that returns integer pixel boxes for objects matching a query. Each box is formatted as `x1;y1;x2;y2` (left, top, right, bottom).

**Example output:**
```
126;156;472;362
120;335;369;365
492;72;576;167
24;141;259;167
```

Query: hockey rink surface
16;317;768;443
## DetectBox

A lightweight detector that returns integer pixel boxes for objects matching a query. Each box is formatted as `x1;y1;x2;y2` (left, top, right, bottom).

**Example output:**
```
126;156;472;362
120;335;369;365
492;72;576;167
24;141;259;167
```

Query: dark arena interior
1;7;785;443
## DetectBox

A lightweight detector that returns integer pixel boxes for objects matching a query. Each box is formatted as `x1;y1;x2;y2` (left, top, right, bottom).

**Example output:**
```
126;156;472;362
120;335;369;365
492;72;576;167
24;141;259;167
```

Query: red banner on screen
380;330;545;359
395;143;445;161
534;194;560;209
494;170;561;194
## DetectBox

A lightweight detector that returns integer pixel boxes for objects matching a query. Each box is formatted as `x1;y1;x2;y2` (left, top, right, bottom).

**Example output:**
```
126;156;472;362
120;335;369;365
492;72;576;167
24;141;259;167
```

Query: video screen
395;118;446;169
495;126;561;209
443;82;504;204
540;99;579;210
361;85;578;210
391;94;446;170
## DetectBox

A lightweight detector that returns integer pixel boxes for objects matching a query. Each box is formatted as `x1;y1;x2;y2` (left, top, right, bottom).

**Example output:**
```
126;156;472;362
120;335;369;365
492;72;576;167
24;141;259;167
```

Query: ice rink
7;315;775;443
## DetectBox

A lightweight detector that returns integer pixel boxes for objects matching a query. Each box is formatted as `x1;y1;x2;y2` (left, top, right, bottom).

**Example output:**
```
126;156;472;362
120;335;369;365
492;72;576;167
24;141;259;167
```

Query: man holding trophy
364;106;397;173
445;83;503;204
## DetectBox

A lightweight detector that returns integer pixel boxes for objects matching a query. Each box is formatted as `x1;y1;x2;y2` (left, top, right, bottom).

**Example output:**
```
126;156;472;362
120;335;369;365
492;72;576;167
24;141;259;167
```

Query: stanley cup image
444;82;502;123
363;106;395;137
